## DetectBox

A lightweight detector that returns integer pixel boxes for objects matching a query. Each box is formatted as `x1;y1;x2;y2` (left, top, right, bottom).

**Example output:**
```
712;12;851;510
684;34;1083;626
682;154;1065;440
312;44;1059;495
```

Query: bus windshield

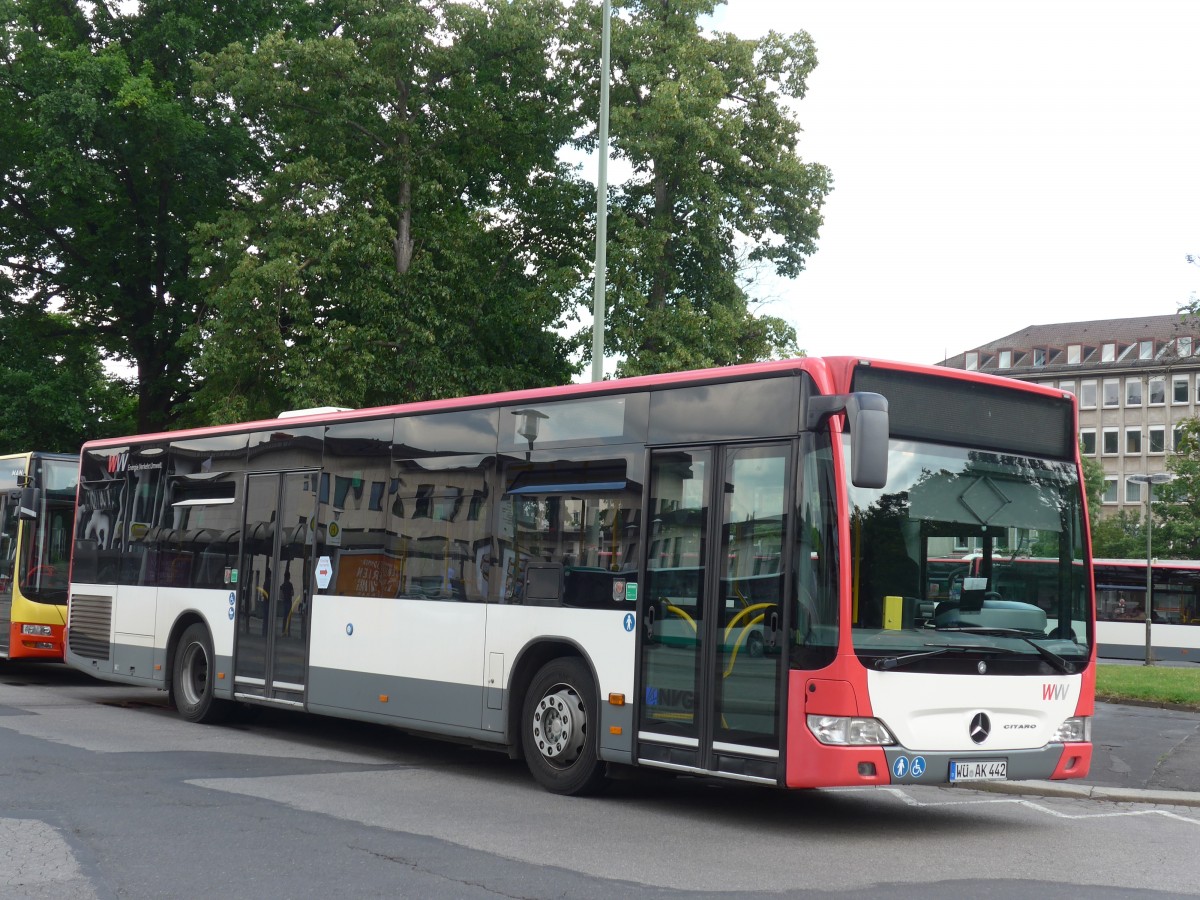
16;457;77;605
846;437;1089;673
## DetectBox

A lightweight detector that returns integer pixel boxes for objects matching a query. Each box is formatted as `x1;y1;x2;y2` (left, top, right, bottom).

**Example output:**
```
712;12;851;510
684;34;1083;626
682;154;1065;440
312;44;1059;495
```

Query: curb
970;779;1200;809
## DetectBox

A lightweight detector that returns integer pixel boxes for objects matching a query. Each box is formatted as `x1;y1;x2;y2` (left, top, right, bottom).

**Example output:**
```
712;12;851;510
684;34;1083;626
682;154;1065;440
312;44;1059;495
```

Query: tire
170;623;229;724
521;657;607;796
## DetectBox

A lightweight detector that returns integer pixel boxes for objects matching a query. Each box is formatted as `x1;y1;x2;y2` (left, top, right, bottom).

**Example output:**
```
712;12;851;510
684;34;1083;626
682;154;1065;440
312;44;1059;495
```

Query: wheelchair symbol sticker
910;756;926;778
623;613;635;632
892;756;909;778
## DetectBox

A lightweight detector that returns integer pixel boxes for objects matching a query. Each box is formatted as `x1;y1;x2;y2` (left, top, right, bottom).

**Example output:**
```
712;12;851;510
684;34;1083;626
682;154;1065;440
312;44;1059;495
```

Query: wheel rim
531;683;586;767
179;640;210;707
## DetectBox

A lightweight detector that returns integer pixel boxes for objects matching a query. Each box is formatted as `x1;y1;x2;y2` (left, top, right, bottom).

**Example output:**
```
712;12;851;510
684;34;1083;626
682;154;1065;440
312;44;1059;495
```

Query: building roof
940;314;1200;375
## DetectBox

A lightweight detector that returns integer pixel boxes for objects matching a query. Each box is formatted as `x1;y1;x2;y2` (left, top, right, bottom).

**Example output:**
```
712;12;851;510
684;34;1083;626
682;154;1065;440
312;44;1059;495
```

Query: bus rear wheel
171;623;229;724
521;657;607;796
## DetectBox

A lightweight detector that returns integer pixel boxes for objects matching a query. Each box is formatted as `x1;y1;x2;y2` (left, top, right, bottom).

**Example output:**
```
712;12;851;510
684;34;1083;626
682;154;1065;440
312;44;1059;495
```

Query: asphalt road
2;660;1199;898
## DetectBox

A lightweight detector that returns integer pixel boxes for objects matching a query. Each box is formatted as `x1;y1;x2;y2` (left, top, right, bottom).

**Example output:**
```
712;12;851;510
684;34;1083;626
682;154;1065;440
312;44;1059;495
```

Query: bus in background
0;452;78;659
64;358;1094;794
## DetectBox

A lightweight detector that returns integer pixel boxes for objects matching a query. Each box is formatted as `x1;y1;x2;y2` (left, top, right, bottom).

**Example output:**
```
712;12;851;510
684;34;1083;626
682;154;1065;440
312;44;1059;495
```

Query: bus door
637;443;791;784
234;471;316;704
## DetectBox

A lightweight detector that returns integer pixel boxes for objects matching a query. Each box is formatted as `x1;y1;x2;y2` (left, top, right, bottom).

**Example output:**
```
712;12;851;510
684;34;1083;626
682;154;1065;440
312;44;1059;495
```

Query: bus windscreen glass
845;437;1090;673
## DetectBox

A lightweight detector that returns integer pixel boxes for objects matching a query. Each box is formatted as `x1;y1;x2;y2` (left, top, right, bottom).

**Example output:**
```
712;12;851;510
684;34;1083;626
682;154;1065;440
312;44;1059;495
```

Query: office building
939;314;1200;518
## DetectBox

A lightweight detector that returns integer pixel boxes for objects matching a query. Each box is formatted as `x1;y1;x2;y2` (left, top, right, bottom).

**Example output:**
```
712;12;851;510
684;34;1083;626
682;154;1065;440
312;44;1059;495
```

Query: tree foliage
572;0;828;375
188;0;591;423
1152;418;1200;557
0;309;135;454
0;0;317;432
3;0;831;431
1091;509;1146;560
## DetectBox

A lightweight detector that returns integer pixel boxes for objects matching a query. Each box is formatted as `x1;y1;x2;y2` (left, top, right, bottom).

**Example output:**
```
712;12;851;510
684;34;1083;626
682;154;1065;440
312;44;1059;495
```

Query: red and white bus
1;452;77;659
64;358;1094;793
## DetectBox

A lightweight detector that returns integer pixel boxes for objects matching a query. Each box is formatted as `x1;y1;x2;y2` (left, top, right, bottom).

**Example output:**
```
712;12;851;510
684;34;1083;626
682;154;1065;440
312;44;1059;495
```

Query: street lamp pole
1128;472;1172;666
590;0;612;383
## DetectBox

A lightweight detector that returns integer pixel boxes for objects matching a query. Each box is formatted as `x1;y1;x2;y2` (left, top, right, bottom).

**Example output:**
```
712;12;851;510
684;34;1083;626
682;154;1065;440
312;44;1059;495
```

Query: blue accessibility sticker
228;591;236;606
227;607;235;620
911;756;926;778
623;613;635;632
893;756;909;778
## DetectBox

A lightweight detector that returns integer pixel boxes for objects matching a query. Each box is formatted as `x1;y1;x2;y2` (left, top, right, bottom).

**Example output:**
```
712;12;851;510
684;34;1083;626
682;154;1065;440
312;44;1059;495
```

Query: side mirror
18;487;42;520
806;392;889;489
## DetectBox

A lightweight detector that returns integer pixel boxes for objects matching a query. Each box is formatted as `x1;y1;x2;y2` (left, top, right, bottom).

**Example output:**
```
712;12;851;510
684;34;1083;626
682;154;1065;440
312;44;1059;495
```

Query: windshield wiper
874;643;1020;671
934;625;1077;674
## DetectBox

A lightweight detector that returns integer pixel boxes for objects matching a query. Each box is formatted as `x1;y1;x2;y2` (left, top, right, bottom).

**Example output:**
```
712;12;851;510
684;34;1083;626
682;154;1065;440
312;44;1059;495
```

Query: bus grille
68;595;112;661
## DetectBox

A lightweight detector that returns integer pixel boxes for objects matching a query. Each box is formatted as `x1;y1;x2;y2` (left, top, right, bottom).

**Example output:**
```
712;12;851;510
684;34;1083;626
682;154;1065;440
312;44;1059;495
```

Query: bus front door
637;443;790;785
234;471;316;704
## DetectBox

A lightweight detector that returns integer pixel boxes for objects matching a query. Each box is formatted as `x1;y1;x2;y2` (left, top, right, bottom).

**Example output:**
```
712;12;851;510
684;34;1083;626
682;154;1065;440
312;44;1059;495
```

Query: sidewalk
979;699;1200;807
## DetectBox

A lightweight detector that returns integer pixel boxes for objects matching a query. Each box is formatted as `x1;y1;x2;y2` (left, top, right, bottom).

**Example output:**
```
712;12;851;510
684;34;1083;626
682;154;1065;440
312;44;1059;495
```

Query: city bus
64;358;1094;793
1;452;78;659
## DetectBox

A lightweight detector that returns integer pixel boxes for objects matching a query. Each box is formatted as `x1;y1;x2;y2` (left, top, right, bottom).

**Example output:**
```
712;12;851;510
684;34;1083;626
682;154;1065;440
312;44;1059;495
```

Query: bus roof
79;355;1073;450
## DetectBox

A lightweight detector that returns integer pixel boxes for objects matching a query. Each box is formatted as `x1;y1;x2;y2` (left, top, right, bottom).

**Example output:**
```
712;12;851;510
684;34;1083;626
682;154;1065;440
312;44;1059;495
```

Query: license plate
949;759;1007;782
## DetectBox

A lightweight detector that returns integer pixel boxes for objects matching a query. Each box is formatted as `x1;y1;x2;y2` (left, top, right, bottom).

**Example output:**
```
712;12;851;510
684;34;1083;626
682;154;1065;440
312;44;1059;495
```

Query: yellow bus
1;452;77;659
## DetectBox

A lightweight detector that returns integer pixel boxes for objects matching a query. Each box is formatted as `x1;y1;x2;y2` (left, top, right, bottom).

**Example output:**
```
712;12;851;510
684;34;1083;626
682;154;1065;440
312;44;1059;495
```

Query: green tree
0;0;316;432
573;0;828;375
1080;449;1106;528
189;0;590;423
1153;418;1200;556
0;309;135;453
1090;509;1146;560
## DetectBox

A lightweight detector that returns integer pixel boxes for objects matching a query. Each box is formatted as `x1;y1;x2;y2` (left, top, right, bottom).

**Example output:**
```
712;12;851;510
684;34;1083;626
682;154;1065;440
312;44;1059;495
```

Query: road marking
834;786;1200;827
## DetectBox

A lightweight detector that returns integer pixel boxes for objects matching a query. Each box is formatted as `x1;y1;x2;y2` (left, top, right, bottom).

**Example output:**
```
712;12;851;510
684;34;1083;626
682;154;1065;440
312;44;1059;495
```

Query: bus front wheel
171;623;228;724
521;657;607;796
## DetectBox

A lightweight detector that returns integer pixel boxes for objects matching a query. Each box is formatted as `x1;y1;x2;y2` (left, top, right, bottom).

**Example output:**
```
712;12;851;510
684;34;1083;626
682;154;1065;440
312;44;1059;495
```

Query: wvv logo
1042;683;1070;701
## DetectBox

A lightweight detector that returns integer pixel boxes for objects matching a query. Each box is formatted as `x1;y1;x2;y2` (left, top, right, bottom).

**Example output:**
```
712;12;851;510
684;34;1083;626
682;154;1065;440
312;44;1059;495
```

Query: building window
1176;424;1187;450
1080;429;1096;455
1080;380;1097;408
1102;477;1118;504
1174;375;1190;404
1102;379;1120;407
998;350;1012;369
1033;348;1046;367
1125;478;1143;503
1140;340;1154;360
1102;343;1116;362
1148;376;1166;405
1068;344;1081;364
1102;428;1119;455
1125;379;1142;407
1179;337;1193;357
1125;428;1142;454
1060;380;1076;396
965;352;978;371
1149;426;1166;454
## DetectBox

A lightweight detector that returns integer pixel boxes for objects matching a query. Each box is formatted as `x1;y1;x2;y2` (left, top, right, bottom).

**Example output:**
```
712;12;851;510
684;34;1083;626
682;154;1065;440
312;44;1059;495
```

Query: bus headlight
21;624;53;636
808;715;896;746
1052;716;1091;743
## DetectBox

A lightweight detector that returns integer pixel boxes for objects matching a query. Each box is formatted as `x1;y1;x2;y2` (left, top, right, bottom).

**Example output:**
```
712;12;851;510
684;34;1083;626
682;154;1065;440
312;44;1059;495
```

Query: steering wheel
26;564;57;581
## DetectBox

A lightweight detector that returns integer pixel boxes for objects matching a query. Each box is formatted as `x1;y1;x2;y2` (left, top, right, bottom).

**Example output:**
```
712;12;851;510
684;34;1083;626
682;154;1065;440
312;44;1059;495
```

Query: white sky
705;0;1200;365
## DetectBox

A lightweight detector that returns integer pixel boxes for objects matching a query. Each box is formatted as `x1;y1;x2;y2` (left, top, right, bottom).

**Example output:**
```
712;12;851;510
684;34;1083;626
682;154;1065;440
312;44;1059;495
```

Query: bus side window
499;450;642;610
